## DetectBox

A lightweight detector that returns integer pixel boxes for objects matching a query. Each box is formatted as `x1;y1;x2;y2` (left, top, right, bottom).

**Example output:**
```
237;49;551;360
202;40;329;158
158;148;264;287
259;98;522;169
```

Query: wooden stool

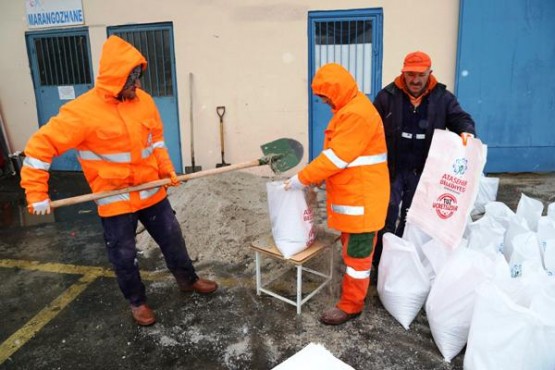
250;236;335;314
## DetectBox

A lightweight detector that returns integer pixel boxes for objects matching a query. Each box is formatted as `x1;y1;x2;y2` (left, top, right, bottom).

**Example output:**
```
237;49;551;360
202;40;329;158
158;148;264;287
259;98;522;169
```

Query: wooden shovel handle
50;158;261;209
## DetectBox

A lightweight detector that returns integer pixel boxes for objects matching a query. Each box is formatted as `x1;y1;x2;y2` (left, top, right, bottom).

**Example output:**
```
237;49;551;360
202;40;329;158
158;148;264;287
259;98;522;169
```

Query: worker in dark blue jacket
372;51;476;281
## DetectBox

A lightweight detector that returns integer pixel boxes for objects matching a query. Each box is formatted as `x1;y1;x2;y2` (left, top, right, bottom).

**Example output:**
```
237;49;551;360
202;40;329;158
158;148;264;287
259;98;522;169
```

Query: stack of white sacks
377;176;555;369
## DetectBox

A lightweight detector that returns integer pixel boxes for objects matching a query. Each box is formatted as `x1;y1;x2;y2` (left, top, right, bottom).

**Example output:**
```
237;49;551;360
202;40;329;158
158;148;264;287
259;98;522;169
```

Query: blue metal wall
456;0;555;173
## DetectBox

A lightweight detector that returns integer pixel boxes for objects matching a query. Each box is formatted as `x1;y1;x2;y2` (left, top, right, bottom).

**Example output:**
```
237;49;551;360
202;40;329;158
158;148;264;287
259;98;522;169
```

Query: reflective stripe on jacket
299;63;390;233
20;36;174;217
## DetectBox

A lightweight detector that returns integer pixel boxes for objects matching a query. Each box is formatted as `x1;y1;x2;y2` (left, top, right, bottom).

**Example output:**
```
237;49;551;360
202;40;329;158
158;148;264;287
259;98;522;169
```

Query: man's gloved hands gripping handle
168;171;180;187
29;198;51;215
28;170;180;216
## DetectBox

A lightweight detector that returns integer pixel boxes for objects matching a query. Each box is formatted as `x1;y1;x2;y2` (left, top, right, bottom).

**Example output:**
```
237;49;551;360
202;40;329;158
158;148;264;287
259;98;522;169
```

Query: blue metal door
108;23;183;173
308;9;383;160
26;28;93;171
456;0;555;172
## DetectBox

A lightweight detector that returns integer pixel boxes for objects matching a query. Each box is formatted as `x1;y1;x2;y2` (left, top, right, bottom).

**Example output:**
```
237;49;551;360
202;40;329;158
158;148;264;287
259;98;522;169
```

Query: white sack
419;238;455;283
464;282;554;370
497;271;549;309
273;342;355;370
516;193;544;232
537;217;555;272
407;129;486;248
529;281;555;369
402;222;434;279
471;174;499;216
425;247;494;362
402;221;432;249
503;215;530;261
377;233;431;330
466;215;506;258
509;232;543;278
547;202;555;221
484;201;515;230
266;181;315;258
544;243;555;275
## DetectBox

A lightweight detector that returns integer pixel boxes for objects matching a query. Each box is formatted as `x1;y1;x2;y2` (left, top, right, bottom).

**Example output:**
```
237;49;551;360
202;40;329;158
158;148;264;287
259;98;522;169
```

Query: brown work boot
179;278;218;294
319;307;361;325
130;304;156;326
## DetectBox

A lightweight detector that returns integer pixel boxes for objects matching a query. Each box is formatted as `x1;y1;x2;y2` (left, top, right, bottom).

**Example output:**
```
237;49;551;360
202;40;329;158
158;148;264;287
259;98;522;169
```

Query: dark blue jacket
373;81;476;180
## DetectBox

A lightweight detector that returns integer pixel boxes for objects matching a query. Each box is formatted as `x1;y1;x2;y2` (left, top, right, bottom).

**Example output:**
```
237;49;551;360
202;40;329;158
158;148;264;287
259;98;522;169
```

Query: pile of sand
136;171;273;264
135;170;332;270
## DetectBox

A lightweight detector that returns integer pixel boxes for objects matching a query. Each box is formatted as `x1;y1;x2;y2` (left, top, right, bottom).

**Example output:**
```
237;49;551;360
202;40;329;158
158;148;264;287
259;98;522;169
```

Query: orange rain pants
337;231;377;314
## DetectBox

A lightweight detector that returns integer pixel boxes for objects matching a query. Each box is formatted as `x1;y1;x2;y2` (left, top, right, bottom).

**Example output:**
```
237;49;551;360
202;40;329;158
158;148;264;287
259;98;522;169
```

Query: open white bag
407;130;486;248
516;193;544;232
266;181;315;258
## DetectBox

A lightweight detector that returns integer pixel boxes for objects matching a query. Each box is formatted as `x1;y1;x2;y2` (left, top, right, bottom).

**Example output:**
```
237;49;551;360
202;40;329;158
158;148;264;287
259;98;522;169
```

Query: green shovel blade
260;138;304;174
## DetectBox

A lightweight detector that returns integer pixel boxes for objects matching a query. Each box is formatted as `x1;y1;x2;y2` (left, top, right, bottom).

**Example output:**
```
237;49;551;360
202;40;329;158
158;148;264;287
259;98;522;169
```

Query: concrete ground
0;171;554;370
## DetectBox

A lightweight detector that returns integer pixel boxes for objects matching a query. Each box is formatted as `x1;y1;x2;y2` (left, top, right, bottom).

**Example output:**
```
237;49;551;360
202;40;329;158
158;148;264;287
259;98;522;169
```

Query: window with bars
314;20;373;94
34;35;92;86
111;30;173;97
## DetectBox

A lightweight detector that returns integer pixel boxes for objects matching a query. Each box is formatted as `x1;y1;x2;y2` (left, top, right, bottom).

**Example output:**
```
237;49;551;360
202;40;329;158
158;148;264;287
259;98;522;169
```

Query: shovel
49;137;303;209
185;73;202;173
216;106;230;168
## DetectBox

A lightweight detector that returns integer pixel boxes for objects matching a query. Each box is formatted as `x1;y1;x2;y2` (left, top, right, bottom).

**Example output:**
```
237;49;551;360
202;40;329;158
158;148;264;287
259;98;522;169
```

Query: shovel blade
185;166;202;174
260;138;304;174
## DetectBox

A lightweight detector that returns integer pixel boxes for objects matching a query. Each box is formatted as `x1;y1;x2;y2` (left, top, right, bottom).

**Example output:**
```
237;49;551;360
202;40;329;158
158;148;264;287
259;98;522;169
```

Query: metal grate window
34;35;92;86
112;30;173;97
314;20;373;94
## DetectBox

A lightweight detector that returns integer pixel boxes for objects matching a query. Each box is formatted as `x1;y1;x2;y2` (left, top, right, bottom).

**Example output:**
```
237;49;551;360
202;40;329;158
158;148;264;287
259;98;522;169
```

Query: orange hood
95;35;147;98
311;63;358;113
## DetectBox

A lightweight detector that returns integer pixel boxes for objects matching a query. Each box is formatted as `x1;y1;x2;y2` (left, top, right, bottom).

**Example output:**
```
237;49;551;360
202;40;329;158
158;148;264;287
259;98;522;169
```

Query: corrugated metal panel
456;0;555;172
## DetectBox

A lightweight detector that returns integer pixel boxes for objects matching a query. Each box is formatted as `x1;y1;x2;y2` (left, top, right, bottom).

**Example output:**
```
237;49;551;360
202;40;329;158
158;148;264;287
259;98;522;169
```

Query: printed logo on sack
452;158;468;175
511;264;522;278
307;226;316;246
432;193;458;219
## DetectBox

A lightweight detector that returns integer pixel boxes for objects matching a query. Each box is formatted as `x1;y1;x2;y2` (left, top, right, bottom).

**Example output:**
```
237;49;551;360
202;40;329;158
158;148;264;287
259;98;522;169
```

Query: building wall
0;0;461;173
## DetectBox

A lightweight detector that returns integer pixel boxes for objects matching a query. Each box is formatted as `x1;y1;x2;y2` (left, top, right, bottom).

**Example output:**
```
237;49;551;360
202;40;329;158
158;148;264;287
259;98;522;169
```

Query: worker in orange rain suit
20;35;217;326
285;63;390;325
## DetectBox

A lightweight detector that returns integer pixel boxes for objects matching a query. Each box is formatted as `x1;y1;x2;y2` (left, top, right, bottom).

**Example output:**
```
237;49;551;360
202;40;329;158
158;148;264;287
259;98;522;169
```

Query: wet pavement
1;171;554;369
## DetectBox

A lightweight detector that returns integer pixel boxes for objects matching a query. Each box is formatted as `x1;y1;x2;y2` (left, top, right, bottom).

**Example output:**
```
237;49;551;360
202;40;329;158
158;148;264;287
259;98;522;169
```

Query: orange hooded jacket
20;35;174;217
299;64;390;233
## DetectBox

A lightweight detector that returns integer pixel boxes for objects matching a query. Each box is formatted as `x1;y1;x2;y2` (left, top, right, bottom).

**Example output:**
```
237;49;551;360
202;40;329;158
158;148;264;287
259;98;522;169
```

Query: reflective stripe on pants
336;231;377;314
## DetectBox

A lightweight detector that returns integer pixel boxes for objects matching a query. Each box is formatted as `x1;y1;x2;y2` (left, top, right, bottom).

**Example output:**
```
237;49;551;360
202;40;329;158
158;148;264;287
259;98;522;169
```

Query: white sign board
58;86;75;100
26;0;85;29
